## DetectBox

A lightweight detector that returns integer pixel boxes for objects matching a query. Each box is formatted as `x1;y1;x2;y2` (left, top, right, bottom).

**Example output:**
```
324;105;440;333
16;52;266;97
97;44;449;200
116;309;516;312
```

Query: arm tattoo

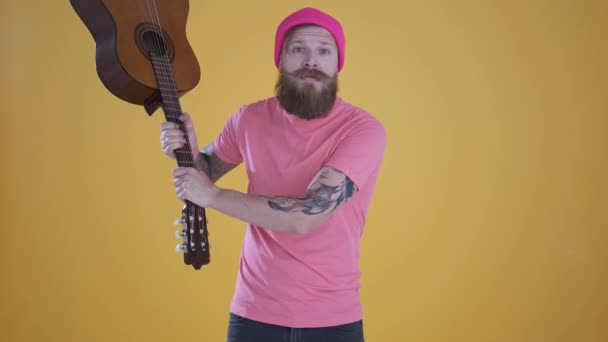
268;170;358;215
195;145;238;183
195;152;211;176
208;154;238;182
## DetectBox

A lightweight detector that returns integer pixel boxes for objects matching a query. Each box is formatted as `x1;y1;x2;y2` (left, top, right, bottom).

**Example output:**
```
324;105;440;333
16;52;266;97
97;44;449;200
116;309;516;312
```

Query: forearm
194;152;212;179
207;188;325;234
180;165;356;234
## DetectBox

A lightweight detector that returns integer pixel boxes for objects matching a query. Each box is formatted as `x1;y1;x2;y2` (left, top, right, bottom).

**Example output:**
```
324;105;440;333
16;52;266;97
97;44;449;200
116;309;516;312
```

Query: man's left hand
172;167;218;207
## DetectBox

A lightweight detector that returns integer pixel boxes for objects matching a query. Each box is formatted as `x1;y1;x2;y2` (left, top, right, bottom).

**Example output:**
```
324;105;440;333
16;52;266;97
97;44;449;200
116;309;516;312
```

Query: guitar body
71;0;210;269
71;0;200;110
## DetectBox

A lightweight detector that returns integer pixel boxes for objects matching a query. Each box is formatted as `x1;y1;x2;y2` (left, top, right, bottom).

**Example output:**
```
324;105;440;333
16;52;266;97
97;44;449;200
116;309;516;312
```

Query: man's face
279;25;339;89
275;25;339;120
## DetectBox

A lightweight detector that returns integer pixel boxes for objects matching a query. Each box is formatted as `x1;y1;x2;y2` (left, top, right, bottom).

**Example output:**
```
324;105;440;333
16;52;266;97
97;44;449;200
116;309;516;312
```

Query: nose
303;52;318;69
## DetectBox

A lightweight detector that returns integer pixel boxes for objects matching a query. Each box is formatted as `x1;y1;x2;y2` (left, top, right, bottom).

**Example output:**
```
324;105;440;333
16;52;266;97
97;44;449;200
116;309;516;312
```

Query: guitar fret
155;75;177;81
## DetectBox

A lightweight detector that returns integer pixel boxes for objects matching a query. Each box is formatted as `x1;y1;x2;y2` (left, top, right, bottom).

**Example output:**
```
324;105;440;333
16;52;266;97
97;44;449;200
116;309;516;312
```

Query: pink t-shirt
212;96;386;328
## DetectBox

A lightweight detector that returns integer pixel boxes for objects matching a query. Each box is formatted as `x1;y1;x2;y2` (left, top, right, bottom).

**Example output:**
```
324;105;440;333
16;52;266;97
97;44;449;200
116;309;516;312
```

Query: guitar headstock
175;201;210;269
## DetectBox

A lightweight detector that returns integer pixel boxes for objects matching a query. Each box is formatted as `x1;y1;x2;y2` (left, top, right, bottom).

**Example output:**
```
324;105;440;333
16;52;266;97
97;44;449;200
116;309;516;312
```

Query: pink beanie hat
274;7;346;72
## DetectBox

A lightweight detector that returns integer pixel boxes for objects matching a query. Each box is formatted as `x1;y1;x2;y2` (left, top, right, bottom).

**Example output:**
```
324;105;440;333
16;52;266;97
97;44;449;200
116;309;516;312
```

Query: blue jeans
227;313;365;342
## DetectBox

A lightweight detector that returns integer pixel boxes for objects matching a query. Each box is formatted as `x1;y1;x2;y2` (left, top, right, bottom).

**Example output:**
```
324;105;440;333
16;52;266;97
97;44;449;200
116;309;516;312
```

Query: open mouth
299;75;320;81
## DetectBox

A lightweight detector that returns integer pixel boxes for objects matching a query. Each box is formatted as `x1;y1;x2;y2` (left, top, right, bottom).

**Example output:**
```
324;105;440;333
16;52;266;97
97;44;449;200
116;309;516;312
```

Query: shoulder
229;97;280;123
237;97;279;115
337;98;387;140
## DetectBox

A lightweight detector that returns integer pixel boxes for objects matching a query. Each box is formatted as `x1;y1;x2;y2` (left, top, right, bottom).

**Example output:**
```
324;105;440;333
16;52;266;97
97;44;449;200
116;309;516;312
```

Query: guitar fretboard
150;53;195;168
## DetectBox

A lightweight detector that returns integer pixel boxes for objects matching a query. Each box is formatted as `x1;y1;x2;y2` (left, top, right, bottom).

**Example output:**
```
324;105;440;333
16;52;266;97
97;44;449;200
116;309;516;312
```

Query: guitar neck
150;52;210;270
150;53;196;168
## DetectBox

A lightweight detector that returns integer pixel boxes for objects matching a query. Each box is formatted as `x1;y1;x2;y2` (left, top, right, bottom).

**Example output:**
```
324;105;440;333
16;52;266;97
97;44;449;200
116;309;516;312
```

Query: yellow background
1;0;606;341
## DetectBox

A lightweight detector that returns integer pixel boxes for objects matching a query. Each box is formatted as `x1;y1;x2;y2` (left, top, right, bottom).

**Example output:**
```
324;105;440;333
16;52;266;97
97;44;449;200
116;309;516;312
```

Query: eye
320;48;331;55
291;46;305;53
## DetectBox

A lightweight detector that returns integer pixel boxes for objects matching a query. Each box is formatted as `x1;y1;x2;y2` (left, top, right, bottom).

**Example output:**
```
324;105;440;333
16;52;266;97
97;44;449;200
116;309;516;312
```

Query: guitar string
152;0;207;252
134;0;185;253
137;0;189;172
145;0;195;168
144;0;204;253
136;0;187;248
141;0;195;246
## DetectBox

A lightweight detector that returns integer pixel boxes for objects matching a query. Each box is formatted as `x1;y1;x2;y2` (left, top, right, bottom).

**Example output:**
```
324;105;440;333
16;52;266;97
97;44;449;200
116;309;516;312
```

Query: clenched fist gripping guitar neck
70;0;210;269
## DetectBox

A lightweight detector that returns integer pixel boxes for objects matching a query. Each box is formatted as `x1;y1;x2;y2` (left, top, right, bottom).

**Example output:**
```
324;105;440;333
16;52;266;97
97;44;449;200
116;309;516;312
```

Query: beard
274;68;338;120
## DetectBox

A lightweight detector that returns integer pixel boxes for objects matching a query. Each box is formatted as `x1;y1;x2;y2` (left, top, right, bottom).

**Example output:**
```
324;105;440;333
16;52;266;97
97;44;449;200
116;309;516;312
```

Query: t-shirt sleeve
325;118;387;189
211;107;244;164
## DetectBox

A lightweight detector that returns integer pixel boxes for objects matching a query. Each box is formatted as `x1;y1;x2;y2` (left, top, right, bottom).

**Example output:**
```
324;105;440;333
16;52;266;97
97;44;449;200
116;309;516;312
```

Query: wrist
206;185;224;208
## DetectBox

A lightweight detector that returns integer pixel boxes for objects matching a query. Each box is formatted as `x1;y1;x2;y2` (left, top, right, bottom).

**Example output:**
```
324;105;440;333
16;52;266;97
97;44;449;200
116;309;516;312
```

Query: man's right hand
160;112;199;161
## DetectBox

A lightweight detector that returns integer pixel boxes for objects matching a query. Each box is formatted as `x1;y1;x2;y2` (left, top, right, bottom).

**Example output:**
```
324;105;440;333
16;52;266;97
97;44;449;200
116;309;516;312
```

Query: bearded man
160;7;386;342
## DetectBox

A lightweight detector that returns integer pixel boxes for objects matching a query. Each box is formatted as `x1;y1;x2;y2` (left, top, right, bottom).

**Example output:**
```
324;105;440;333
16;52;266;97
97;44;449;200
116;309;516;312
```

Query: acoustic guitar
70;0;210;270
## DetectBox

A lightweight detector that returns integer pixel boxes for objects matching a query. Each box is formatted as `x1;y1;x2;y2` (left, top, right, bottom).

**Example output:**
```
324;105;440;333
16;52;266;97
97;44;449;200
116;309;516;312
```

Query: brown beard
274;68;338;120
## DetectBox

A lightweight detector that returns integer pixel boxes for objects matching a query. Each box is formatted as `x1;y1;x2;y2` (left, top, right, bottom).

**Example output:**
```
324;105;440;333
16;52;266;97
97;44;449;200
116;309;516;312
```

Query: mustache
284;68;331;80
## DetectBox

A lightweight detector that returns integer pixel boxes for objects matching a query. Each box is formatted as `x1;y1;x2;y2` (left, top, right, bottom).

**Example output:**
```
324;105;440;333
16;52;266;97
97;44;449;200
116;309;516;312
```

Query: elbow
293;223;311;235
293;217;325;235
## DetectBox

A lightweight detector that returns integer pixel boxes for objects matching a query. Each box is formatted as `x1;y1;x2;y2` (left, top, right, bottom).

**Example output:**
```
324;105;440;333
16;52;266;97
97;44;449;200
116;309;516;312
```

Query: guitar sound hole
143;31;167;55
135;23;175;61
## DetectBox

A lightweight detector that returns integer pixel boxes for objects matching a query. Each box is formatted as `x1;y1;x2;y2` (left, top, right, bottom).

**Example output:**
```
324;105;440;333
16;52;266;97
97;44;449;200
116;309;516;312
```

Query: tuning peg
174;218;185;225
176;243;188;253
175;230;186;239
